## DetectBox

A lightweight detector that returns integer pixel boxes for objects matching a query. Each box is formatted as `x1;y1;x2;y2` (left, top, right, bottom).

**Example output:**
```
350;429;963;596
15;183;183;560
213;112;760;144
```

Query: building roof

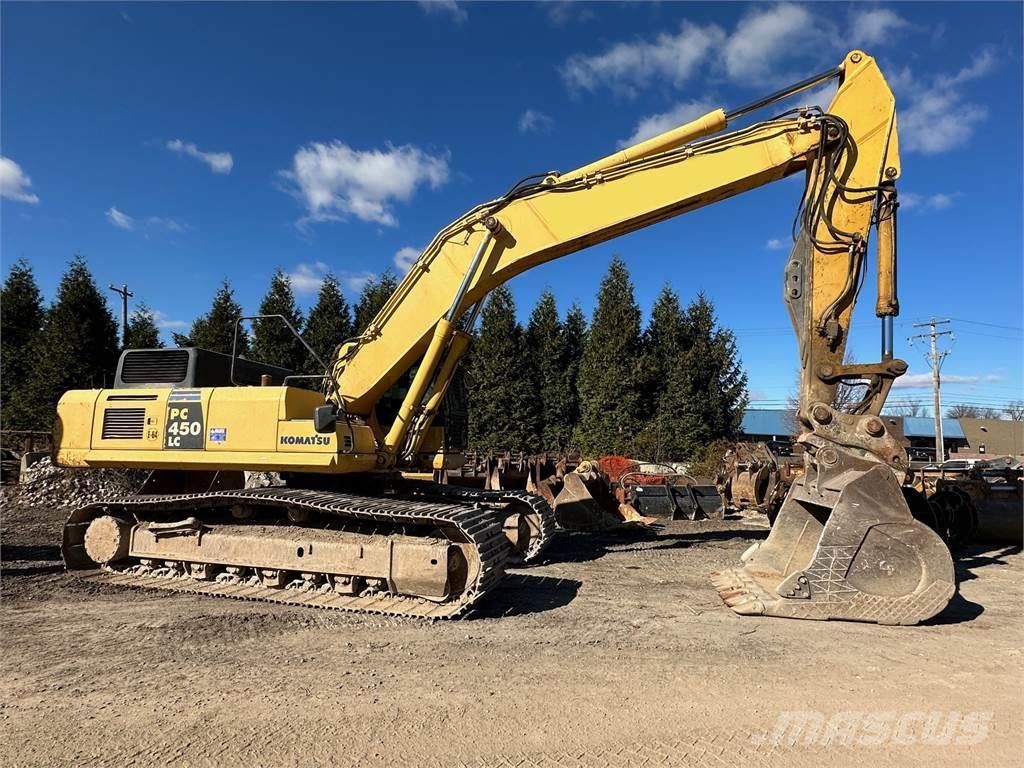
901;417;966;440
740;409;794;438
957;418;1024;455
739;409;977;443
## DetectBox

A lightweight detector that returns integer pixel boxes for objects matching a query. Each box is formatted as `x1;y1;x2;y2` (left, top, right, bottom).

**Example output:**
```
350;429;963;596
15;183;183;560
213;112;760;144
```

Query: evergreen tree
525;289;574;451
635;285;691;460
252;270;305;371
465;286;536;450
124;303;164;349
561;302;587;448
354;270;399;334
174;280;249;355
23;256;119;427
303;274;353;372
573;257;643;455
1;260;46;428
675;293;748;455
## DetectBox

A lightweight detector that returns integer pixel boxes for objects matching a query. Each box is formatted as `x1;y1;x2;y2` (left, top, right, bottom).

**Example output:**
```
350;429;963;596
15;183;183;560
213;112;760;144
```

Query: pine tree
303;274;353;373
23;256;119;427
561;302;587;448
676;293;748;455
1;260;46;428
573;257;642;455
465;286;536;451
635;285;690;460
252;270;305;371
174;280;249;355
525;289;575;451
354;270;399;334
124;303;164;349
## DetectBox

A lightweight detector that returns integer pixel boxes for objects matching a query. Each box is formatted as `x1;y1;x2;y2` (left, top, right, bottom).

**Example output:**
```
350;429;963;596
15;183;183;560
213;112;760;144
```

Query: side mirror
313;404;338;434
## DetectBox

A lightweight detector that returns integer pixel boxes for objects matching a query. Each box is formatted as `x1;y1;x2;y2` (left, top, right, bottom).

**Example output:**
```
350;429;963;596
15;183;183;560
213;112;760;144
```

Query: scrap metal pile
717;441;1022;548
445;451;724;531
916;459;1022;546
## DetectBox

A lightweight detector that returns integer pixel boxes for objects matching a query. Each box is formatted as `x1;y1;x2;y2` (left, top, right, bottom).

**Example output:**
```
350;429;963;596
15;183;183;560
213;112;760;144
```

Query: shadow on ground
922;544;1019;625
0;543;64;576
541;525;768;565
472;573;582;619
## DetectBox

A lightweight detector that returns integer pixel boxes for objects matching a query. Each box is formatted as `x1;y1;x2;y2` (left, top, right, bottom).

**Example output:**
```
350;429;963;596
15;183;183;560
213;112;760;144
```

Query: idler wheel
83;515;132;565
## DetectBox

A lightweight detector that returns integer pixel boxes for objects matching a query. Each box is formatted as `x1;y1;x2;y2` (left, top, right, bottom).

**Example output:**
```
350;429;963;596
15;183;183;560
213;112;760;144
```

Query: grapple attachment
713;432;955;625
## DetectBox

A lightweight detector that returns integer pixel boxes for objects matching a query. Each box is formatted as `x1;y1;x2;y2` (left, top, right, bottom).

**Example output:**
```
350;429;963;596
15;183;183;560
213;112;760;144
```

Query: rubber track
407;483;557;563
62;488;509;619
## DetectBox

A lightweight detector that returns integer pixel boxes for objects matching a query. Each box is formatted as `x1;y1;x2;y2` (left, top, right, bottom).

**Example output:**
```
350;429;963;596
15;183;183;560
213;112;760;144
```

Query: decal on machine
209;427;227;443
279;435;332;446
165;391;205;449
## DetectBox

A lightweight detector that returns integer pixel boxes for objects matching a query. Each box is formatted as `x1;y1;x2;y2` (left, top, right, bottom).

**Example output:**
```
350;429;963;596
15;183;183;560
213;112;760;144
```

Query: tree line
2;255;748;460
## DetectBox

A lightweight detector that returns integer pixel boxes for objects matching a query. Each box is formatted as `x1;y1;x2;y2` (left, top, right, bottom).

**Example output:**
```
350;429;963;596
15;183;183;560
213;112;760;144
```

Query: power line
948;316;1023;332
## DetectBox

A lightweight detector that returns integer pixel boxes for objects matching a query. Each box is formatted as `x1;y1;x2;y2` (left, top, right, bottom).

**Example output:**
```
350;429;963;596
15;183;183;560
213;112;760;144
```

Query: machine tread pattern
409;483;557;563
62;488;509;619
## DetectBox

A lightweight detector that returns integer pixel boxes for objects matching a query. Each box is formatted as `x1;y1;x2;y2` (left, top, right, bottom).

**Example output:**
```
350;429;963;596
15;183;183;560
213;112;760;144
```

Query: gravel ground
1;500;1021;767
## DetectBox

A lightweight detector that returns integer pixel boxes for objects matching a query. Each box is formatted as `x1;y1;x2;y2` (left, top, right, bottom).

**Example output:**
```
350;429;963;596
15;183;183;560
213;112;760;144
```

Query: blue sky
2;2;1021;413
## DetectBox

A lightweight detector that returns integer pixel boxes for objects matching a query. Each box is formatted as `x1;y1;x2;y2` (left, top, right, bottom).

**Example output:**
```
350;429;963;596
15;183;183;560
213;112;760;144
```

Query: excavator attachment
713;439;955;625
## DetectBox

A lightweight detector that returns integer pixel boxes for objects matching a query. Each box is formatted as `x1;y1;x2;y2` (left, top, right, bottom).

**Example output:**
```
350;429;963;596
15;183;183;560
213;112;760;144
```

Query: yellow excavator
56;51;955;624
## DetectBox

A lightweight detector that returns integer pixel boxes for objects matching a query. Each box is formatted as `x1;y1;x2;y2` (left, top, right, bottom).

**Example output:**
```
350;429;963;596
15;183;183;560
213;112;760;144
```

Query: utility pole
909;319;953;462
109;283;135;347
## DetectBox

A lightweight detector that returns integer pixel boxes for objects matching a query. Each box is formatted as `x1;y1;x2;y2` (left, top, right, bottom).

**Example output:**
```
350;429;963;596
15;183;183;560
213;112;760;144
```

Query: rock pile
5;456;149;511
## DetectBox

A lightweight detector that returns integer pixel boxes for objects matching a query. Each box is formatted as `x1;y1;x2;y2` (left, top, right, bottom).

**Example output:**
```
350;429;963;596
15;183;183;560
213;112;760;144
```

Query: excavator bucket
552;471;623;531
712;462;955;625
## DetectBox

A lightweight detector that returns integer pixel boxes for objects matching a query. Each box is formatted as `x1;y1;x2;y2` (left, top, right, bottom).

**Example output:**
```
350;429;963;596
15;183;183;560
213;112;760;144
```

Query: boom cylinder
561;109;727;182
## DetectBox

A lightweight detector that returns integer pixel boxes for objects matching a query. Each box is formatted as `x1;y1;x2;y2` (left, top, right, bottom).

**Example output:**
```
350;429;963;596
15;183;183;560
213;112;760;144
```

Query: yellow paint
56;51;903;476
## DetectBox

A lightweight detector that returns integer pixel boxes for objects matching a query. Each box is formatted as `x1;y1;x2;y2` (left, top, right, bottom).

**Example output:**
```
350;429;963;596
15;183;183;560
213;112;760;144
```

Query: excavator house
55;50;956;624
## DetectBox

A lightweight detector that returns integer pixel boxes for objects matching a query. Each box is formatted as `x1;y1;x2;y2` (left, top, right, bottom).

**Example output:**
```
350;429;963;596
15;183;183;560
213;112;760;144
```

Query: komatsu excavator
56;51;955;624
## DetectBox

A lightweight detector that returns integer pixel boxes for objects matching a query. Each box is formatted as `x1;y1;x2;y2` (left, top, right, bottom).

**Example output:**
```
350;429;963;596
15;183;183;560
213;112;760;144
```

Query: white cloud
280;141;450;228
900;192;957;211
0;157;40;204
545;1;595;26
146;216;187;232
518;109;553;134
561;21;725;97
167;139;234;174
893;50;996;154
394;246;421;274
618;99;716;147
285;262;332;296
418;0;467;23
106;206;135;230
284;262;378;297
151;309;188;330
722;4;825;84
850;8;910;47
341;272;376;294
766;238;787;251
892;372;1004;389
105;208;188;234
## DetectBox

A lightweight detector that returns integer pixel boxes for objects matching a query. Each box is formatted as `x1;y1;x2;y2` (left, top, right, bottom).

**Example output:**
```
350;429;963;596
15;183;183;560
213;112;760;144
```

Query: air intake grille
120;349;189;384
101;408;146;440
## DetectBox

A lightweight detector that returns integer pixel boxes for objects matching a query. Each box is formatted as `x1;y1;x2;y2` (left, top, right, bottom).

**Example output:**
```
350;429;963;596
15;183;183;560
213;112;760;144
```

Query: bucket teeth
712;567;770;615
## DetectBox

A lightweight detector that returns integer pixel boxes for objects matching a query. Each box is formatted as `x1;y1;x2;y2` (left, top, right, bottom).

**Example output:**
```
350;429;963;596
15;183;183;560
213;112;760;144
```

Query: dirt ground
1;500;1021;767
